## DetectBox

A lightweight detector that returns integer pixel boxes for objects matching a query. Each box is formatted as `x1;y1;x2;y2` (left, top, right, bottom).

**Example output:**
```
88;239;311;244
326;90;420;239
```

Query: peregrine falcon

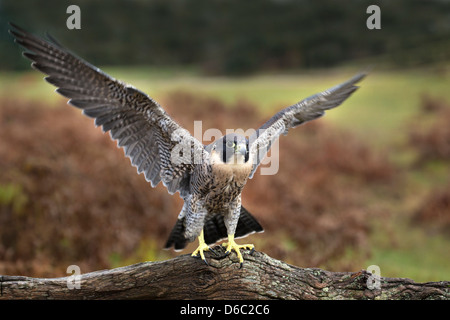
10;24;365;267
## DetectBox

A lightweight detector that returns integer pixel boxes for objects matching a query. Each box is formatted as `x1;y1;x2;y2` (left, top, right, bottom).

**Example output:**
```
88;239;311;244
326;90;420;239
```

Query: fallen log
1;246;448;300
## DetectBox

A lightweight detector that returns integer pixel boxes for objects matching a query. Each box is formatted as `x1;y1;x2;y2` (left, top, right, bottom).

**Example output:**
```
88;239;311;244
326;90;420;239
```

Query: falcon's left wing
248;73;366;178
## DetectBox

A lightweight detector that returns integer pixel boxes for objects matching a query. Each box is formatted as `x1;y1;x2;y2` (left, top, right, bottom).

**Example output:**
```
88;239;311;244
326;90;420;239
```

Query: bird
9;23;365;268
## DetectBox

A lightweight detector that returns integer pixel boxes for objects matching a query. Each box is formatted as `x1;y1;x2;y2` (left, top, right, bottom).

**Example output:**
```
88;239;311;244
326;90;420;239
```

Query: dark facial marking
222;138;228;163
245;138;249;162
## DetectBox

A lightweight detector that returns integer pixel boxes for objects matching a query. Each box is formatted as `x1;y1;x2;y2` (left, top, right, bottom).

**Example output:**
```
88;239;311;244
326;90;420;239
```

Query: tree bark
1;246;448;300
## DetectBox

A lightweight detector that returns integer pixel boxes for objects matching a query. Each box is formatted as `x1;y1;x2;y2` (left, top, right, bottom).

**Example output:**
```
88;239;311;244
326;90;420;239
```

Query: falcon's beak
235;142;247;156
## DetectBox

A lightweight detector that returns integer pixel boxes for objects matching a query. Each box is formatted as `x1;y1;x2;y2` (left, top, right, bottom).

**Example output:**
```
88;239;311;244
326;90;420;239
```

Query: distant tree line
1;0;449;74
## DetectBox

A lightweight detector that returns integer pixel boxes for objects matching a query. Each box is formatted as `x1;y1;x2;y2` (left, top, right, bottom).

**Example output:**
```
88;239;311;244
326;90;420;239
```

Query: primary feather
9;23;207;197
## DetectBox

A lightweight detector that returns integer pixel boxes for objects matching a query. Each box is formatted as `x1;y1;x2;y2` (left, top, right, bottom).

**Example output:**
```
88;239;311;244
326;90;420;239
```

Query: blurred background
0;0;449;282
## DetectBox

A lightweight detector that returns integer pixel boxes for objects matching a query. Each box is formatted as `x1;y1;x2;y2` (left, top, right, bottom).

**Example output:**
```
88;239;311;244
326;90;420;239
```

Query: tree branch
1;246;448;300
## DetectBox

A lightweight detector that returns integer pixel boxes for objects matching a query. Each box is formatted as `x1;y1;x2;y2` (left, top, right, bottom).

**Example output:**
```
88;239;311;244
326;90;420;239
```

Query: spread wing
248;73;366;178
9;23;207;197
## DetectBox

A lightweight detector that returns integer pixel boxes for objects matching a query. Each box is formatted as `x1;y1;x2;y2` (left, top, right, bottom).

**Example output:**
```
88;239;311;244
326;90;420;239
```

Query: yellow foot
191;230;214;265
222;234;255;268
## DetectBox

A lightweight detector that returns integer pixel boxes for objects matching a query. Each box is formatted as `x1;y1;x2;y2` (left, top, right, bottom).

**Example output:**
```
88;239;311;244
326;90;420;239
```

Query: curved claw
222;234;255;267
192;244;211;265
208;246;218;256
191;230;212;266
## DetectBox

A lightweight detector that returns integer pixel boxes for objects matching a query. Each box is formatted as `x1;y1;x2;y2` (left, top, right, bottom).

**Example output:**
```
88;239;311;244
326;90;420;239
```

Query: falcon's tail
164;206;264;251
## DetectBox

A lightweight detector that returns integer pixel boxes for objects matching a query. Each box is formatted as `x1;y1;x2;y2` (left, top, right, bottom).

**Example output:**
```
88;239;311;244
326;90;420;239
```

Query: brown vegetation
414;187;450;235
0;98;177;276
409;95;450;235
0;93;396;277
409;95;450;163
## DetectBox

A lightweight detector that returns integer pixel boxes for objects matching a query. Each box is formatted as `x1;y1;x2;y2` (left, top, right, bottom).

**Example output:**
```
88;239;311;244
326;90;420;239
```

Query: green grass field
1;65;449;282
4;65;448;144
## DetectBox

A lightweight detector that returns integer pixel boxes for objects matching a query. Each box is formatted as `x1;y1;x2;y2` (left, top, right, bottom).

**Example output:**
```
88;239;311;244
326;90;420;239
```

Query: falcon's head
209;133;249;165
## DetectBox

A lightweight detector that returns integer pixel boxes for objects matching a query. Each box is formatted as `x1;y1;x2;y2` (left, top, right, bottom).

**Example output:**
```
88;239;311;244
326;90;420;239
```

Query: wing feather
248;73;366;178
10;23;206;197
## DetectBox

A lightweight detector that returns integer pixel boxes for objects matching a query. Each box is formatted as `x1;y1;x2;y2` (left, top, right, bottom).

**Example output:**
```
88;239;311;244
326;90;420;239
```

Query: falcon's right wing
10;23;207;197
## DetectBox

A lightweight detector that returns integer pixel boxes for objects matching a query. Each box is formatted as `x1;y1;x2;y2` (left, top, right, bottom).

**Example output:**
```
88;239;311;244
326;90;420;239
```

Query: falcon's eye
226;141;235;148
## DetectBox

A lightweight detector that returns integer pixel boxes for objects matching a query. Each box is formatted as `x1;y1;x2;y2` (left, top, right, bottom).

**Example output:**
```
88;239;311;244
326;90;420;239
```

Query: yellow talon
222;234;255;268
191;230;212;265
